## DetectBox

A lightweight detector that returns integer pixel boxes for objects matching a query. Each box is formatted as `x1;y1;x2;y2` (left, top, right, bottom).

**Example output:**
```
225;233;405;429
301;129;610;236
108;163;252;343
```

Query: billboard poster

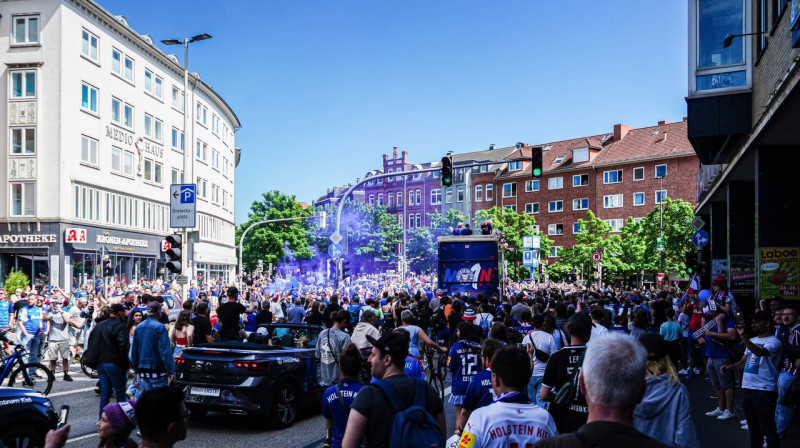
759;247;800;299
730;254;755;295
712;259;729;279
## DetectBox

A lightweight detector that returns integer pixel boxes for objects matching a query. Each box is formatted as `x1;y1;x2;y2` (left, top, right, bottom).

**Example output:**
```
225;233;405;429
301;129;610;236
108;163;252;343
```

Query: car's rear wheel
270;382;298;429
1;424;47;448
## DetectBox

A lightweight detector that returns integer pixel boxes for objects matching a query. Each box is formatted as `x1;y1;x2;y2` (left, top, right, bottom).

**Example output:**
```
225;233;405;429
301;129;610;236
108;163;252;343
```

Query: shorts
707;357;733;390
69;327;84;345
448;394;465;405
45;340;71;361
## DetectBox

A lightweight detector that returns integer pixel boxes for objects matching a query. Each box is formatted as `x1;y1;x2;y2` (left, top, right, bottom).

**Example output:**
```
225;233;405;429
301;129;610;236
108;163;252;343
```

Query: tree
406;227;438;273
4;268;30;294
428;209;467;237
550;210;621;284
236;191;313;272
475;207;552;280
637;198;696;277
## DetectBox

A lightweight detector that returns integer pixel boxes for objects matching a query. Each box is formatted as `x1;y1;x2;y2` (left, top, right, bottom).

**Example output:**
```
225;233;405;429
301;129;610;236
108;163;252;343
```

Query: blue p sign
180;186;195;203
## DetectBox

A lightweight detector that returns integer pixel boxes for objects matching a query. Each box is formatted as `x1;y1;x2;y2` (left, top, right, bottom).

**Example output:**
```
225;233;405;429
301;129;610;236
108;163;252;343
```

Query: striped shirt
784;323;800;376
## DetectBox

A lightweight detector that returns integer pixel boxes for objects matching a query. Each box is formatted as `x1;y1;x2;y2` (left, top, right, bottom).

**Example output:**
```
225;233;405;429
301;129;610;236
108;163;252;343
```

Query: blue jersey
404;356;425;381
0;301;13;327
322;379;364;448
243;312;258;332
19;305;42;335
462;368;493;412
447;340;482;396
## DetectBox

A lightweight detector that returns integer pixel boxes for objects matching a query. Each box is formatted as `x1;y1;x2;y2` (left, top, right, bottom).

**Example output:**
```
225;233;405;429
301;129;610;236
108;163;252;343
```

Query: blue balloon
698;289;711;302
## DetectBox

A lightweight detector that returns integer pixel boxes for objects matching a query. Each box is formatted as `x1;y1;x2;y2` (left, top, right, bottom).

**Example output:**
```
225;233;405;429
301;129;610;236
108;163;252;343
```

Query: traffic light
341;260;351;280
697;251;709;277
165;234;183;274
531;146;543;178
440;156;453;186
103;259;112;277
685;251;698;275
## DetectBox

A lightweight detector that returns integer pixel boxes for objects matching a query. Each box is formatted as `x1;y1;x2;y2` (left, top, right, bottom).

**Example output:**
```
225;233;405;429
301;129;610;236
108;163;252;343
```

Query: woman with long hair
126;310;143;343
542;314;567;350
171;310;194;357
634;333;699;448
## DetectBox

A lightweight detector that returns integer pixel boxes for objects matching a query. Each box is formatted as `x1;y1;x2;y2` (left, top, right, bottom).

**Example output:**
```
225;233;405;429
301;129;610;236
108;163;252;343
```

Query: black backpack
430;307;447;332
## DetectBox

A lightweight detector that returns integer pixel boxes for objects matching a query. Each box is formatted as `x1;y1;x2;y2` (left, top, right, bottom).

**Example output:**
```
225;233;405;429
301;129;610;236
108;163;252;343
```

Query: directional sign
532;236;541;249
170;184;196;228
175;275;189;285
522;250;535;267
691;216;706;231
522;236;534;249
692;230;709;247
329;231;343;245
328;243;344;259
657;237;665;252
591;252;602;263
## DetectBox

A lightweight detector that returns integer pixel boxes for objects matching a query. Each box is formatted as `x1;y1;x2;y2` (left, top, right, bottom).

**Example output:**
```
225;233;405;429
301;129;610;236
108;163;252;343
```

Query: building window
633;167;645;181
486;185;493;201
80;135;98;167
409;214;415;229
143;159;162;184
10;127;36;155
573;222;582;234
446;188;453;203
416;214;421;228
81;83;98;113
525;180;539;192
397;192;403;206
11;70;36;98
13;15;39;45
111;146;134;177
573;174;589;187
171;87;185;111
548;200;563;212
605;219;624;233
502;183;517;198
10;182;35;216
197;179;208;199
691;0;748;93
387;169;393;182
416;189;421;205
369;195;374;205
603;170;623;184
549;246;562;258
171;168;184;184
144;70;163;98
457;186;465;202
377;193;383;205
505;204;517;212
171;128;184;151
656;190;668;204
144;114;163;142
548;177;564;189
632;192;645;206
431;189;441;205
123;56;134;83
548;224;564;235
572;198;589;210
388;195;394;209
475;185;483;202
525;203;539;214
112;49;122;75
553;155;566;164
123;103;134;128
81;29;99;61
508;161;522;171
407;191;415;206
655;164;668;178
603;194;623;208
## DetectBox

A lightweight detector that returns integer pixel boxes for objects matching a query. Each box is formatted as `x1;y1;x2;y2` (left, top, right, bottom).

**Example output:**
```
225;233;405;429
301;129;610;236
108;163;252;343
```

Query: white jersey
458;401;557;448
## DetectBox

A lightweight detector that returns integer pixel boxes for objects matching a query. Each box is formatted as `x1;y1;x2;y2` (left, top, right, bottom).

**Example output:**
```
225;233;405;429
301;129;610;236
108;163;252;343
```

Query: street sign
591;252;602;263
175;275;189;285
691;216;706;231
329;231;343;245
169;184;196;228
656;272;666;283
692;230;709;247
657;237;665;252
328;243;344;259
522;236;533;249
522;250;535;267
532;236;541;249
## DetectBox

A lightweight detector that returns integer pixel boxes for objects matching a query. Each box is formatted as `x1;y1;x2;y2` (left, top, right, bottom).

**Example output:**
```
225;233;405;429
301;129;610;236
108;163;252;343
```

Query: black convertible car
174;323;325;428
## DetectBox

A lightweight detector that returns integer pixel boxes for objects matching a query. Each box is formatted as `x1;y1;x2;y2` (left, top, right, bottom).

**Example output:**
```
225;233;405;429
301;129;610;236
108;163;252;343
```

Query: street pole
659;174;665;275
180;39;190;299
402;174;407;280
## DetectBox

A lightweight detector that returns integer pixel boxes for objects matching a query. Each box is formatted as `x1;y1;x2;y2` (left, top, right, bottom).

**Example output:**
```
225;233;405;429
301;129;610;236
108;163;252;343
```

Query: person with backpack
347;297;364;328
448;322;483;434
322;343;365;448
342;332;446;448
474;303;494;340
458;346;558;447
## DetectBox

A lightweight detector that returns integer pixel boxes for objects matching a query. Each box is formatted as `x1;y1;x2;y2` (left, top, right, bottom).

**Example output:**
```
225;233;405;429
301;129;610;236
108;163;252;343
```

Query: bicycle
0;332;55;395
422;345;448;402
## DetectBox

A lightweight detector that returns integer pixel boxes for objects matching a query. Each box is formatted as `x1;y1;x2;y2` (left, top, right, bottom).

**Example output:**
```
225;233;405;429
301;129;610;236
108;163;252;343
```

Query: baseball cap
638;333;668;361
365;332;409;360
712;276;727;287
146;301;162;314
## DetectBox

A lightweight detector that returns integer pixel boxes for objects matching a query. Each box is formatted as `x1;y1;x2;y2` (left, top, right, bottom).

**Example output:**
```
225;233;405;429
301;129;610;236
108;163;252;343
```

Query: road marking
445;386;451;397
66;433;96;444
49;386;96;397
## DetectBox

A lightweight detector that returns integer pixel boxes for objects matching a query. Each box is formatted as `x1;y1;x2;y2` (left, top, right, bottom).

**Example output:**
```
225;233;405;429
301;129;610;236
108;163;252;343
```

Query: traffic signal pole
238;213;326;276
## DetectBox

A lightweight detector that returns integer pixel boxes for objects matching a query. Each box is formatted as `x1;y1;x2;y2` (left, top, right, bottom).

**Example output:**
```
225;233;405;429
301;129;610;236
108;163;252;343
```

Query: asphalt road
40;366;457;448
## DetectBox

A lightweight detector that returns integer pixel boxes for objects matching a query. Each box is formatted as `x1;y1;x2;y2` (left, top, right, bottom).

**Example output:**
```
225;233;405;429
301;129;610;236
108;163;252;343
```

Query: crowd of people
1;270;799;447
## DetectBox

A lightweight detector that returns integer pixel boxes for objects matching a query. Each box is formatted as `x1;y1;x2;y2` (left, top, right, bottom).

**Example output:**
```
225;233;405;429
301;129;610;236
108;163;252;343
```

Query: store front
0;223;61;288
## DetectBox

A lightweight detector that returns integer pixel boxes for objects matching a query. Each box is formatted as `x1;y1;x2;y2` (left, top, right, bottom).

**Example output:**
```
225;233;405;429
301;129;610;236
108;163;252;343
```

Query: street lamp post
161;33;211;297
658;174;667;275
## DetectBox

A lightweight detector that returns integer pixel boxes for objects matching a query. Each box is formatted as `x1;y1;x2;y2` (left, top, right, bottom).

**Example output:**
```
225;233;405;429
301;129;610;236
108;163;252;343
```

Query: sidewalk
684;372;800;447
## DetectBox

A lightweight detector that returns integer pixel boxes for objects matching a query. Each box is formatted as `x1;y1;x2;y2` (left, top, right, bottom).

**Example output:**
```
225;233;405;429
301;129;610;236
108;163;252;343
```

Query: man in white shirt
458;346;557;448
522;315;557;408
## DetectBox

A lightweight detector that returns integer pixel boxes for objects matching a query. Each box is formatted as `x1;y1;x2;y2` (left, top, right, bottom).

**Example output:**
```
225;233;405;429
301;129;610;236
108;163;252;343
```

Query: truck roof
437;235;499;243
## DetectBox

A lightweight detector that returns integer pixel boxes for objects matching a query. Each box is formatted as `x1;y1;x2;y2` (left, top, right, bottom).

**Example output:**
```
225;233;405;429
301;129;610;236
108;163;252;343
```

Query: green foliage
3;268;30;294
475;207;552;280
406;227;438;272
428;209;467;237
236;191;313;272
636;198;696;277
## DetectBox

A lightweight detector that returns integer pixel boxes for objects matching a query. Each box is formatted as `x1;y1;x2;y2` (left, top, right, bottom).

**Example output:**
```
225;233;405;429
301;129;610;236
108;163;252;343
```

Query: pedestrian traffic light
685;251;698;275
441;156;453;186
165;234;183;274
697;251;709;277
531;146;543;178
341;260;351;280
103;259;112;277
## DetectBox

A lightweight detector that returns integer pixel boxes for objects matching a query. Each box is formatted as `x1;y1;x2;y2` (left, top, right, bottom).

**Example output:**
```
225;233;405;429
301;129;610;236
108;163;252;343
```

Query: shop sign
759;247;800;299
162;240;171;252
0;234;57;244
65;228;87;243
96;235;149;248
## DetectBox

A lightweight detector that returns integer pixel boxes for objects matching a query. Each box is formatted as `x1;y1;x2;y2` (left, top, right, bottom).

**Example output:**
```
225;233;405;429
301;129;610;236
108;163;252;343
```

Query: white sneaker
706;408;723;417
717;410;736;420
678;368;689;374
740;419;747;425
741;424;749;430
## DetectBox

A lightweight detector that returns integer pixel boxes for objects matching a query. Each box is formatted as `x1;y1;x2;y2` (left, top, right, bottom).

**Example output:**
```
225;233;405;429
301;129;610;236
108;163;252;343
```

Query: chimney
658;120;671;126
393;146;398;160
613;124;632;141
489;144;495;150
447;150;454;156
402;150;407;162
382;154;388;164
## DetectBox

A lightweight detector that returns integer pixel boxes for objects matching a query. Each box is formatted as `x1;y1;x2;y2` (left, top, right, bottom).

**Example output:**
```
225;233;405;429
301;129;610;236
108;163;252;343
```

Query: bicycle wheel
429;373;445;402
8;362;55;395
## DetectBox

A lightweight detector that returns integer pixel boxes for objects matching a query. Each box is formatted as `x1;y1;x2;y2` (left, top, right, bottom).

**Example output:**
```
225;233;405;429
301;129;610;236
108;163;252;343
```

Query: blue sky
99;0;689;225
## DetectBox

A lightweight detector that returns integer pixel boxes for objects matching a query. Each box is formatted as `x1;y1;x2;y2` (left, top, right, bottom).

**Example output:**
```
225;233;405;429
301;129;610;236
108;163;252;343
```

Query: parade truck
437;234;501;298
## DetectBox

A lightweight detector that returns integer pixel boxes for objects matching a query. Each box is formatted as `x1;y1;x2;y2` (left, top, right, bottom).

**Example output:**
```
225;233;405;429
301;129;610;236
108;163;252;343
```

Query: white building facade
1;0;241;289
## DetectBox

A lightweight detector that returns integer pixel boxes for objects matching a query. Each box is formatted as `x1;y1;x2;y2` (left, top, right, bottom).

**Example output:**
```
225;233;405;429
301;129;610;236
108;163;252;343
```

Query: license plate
190;387;220;397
